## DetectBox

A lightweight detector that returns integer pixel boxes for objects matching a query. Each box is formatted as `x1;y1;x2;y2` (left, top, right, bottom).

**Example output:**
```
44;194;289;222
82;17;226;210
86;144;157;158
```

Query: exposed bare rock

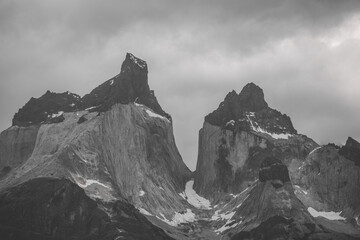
2;56;360;240
0;125;39;173
339;137;360;167
12;53;170;127
291;144;360;219
1;104;191;217
0;177;174;240
12;91;81;127
258;156;290;186
194;83;315;200
205;83;296;135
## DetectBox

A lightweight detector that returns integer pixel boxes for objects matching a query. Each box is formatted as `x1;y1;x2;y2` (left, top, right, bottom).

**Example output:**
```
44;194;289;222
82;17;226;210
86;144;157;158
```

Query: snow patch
179;180;211;209
245;112;292;139
157;209;196;227
70;103;75;107
211;210;236;221
85;106;98;111
128;53;146;69
134;102;144;107
139;190;145;196
110;79;114;85
215;220;240;233
213;211;239;233
226;120;235;126
72;175;115;202
309;146;321;156
294;185;308;195
77;179;111;189
139;208;153;216
307;207;345;220
134;102;169;122
145;109;169;122
50;111;64;118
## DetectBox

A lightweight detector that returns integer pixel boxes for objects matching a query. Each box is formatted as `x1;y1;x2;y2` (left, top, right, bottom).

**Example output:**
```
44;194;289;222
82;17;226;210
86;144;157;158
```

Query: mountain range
0;53;359;240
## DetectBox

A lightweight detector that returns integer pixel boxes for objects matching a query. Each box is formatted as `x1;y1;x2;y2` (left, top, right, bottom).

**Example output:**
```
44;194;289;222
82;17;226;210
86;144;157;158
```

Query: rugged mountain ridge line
12;52;170;127
0;55;359;240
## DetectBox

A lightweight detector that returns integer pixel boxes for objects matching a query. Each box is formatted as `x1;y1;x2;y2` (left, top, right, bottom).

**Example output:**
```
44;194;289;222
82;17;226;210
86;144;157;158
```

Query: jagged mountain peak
238;82;268;111
12;53;170;127
205;82;296;136
345;136;360;148
12;90;82;126
222;83;268;113
339;136;360;166
121;52;148;73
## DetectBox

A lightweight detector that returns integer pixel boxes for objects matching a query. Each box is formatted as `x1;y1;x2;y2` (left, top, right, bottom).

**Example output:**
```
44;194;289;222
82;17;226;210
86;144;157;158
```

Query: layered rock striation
0;53;191;240
1;56;360;240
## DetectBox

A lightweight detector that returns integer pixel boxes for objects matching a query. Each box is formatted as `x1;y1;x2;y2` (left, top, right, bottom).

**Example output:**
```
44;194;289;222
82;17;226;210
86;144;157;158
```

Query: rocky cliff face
1;57;359;240
194;83;315;199
291;144;360;219
0;178;173;240
0;53;191;240
0;125;39;176
339;137;360;167
193;82;360;239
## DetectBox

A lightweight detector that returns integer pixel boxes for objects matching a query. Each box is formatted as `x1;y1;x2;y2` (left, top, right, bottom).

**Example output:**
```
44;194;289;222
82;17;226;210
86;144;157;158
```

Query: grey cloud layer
1;0;360;170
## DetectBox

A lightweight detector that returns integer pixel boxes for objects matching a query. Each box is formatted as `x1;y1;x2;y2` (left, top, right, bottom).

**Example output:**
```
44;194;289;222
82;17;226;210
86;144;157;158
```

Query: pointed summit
339;137;360;166
204;82;270;127
12;53;170;126
204;82;296;135
121;53;148;73
81;52;170;119
238;82;268;112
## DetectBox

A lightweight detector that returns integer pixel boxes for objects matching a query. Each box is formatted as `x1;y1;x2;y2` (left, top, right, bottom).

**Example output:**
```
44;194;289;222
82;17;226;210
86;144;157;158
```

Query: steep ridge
291;143;360;221
0;125;39;174
193;83;360;239
0;53;191;239
0;178;173;240
194;83;316;199
1;53;171;175
339;137;360;167
1;57;360;240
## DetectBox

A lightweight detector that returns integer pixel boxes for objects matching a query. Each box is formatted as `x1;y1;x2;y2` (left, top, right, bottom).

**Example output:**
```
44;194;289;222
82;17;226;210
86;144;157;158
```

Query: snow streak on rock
246;112;293;139
138;208;153;216
307;207;346;220
49;111;64;118
308;146;321;156
157;209;196;227
179;180;211;209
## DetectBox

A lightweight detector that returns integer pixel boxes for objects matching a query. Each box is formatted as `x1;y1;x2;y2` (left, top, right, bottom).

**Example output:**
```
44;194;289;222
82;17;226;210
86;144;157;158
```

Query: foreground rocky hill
0;55;359;240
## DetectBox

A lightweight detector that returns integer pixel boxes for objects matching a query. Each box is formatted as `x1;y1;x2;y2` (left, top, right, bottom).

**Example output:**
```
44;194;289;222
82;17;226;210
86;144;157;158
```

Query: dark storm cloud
1;0;360;170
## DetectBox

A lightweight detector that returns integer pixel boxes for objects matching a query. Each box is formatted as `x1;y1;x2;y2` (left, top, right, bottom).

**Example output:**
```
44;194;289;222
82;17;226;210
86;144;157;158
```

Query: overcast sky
1;0;360;170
